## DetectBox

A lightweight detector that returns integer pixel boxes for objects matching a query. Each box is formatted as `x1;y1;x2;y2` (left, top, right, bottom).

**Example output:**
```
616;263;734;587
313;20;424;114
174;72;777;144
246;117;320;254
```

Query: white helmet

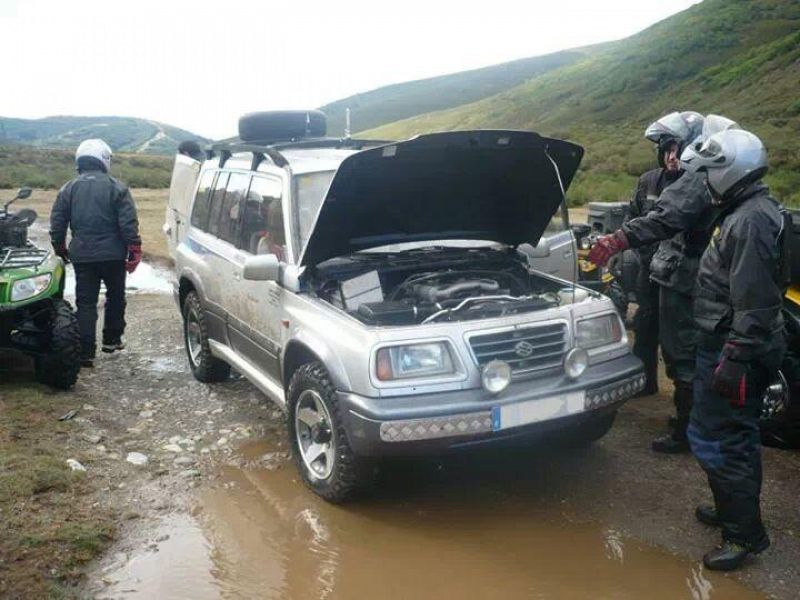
75;138;113;172
680;129;767;202
679;114;740;172
644;111;704;168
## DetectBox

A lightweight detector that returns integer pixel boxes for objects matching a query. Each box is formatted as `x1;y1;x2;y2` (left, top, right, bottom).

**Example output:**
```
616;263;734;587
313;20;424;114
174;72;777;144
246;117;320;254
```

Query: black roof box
238;110;327;143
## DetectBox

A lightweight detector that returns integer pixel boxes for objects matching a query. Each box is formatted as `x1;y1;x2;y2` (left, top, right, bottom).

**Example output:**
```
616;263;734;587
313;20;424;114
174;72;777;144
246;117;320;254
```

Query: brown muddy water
99;440;764;600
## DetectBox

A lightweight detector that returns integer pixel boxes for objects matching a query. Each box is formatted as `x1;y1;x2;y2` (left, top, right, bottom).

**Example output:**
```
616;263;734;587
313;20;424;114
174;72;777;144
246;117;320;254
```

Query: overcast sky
0;0;702;139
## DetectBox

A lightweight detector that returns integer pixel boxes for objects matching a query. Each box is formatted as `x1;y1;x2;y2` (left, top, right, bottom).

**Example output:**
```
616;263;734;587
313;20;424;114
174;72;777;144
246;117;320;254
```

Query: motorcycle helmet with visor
644;111;704;168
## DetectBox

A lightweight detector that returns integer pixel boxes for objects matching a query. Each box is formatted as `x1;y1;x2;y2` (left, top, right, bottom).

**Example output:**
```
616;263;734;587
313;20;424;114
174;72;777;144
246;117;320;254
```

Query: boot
695;504;721;527
102;336;125;353
651;432;690;453
703;536;770;571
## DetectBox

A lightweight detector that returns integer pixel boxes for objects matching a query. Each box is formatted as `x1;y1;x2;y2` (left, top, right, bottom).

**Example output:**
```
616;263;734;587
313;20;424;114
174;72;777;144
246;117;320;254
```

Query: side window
240;176;285;260
217;172;250;245
190;170;217;230
206;172;230;238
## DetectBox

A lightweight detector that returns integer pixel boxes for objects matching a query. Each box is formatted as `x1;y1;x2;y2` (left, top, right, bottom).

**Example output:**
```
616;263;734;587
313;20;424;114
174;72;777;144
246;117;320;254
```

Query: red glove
52;241;69;263
587;230;629;267
712;344;748;407
125;243;142;273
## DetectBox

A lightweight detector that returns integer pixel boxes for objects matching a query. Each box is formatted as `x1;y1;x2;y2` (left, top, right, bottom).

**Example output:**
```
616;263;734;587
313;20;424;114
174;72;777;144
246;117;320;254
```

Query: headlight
376;342;456;381
11;273;52;302
481;360;512;394
564;348;589;379
575;314;623;350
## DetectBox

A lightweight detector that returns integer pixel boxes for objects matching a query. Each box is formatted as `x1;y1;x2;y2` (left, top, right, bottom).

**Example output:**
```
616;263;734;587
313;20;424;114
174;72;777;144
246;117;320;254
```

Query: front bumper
338;354;644;456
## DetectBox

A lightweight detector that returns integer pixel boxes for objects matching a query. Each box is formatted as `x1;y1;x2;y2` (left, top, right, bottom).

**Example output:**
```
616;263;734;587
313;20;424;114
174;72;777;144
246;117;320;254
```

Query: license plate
492;391;585;432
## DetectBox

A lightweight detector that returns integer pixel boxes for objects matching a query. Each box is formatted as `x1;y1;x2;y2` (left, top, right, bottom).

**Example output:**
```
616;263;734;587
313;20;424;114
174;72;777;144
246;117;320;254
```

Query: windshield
294;170;335;253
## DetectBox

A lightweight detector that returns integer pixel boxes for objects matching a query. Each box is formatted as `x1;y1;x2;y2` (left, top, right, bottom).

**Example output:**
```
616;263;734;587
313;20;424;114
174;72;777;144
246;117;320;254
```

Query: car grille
468;323;568;378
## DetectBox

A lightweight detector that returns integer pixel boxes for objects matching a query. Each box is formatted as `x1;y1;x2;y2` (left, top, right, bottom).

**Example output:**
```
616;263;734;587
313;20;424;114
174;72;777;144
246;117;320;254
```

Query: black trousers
73;260;127;357
632;268;659;393
688;347;773;546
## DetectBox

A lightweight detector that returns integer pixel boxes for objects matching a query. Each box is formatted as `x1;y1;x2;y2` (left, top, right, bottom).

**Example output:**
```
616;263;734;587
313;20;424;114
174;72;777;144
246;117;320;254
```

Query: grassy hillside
359;0;800;206
0;116;209;156
320;50;590;136
0;144;173;189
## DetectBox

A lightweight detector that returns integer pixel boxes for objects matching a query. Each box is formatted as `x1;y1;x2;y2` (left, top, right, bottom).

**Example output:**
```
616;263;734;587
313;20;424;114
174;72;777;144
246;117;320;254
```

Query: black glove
712;346;748;407
52;241;69;263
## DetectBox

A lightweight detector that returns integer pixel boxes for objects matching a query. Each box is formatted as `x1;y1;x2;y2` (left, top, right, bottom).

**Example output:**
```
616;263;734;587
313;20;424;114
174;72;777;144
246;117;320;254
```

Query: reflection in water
98;440;765;600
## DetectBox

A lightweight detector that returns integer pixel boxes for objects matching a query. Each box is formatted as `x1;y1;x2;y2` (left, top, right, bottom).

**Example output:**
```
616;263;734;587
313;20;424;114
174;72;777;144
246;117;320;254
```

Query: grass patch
0;385;115;599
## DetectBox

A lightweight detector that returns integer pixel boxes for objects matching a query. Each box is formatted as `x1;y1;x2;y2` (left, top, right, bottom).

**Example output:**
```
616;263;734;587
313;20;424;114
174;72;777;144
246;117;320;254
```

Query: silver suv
166;113;644;501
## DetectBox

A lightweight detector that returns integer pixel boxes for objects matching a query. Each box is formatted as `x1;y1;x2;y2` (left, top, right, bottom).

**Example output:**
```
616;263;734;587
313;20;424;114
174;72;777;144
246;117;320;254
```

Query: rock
126;452;149;466
180;469;201;478
216;437;228;447
96;445;107;453
162;443;183;453
82;404;97;411
174;455;196;466
179;438;194;446
211;408;223;415
66;459;87;472
155;534;170;543
59;409;79;421
219;429;232;435
139;410;154;419
270;411;282;420
200;448;210;455
169;435;181;444
83;432;104;444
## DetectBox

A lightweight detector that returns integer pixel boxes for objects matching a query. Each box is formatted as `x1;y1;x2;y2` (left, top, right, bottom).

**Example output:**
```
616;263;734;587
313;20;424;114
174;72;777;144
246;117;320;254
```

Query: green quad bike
0;188;81;389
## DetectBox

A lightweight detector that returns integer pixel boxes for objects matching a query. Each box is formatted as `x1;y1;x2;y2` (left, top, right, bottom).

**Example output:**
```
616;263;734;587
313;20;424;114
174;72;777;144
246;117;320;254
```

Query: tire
182;291;230;383
35;299;81;390
238;110;327;142
287;362;373;502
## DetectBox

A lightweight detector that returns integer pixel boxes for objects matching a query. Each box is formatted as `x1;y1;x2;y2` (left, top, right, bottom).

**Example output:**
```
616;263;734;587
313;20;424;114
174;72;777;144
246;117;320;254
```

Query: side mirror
243;253;280;282
16;187;32;200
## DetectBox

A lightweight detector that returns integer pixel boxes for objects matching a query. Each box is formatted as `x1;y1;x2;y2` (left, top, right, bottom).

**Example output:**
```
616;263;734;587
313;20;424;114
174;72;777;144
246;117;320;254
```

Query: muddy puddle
96;440;765;600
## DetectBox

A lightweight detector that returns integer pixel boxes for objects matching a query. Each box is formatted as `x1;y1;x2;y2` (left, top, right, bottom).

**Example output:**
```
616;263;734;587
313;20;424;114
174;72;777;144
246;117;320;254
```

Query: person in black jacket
50;139;142;367
680;129;788;571
625;112;701;400
591;111;706;453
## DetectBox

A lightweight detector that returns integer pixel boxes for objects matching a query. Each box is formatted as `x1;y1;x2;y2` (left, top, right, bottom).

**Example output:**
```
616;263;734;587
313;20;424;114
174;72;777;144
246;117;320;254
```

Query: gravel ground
12;293;797;598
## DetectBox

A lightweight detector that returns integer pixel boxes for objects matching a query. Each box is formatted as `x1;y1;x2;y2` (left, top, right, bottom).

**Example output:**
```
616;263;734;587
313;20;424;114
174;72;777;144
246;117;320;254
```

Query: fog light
564;347;589;379
481;360;511;394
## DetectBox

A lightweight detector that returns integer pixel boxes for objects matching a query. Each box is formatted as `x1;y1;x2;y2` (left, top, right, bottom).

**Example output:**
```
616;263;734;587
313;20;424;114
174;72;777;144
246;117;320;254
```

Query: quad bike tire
287;361;374;502
34;299;81;390
182;291;230;383
238;110;327;143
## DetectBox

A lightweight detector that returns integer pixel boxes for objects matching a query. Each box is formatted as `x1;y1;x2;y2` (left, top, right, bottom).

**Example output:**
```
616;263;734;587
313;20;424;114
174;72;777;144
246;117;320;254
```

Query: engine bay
311;247;589;326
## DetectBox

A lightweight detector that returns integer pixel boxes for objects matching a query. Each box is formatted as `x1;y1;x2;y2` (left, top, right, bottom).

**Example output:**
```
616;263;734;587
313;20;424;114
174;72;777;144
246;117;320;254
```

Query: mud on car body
166;111;645;501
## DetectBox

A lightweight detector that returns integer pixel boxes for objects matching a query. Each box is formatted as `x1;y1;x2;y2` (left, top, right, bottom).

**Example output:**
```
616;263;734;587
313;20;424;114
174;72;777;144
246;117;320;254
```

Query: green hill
353;0;800;206
0;145;173;189
320;50;591;136
0;116;209;156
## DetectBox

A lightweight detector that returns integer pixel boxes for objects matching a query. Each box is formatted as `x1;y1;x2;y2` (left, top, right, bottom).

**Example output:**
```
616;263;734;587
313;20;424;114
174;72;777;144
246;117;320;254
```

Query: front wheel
287;362;373;502
182;291;230;383
35;299;81;389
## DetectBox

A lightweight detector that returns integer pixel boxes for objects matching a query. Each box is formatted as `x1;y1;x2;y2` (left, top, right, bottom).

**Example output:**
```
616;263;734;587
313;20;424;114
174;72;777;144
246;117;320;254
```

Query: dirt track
5;292;800;598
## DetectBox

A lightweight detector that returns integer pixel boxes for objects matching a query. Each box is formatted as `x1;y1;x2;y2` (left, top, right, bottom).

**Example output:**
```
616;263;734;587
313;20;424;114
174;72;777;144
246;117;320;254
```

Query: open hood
299;130;583;267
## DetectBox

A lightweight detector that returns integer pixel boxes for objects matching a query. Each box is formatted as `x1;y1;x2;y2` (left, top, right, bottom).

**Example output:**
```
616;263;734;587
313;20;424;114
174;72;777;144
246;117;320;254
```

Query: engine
322;267;563;326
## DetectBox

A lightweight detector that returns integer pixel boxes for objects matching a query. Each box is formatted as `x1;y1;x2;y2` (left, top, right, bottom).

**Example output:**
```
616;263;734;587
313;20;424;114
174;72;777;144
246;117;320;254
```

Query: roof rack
206;137;394;171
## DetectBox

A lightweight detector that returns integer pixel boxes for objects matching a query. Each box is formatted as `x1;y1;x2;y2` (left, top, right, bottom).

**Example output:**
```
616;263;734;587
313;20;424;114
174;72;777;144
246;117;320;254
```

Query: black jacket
50;168;140;263
625;168;677;268
622;171;716;294
694;183;786;362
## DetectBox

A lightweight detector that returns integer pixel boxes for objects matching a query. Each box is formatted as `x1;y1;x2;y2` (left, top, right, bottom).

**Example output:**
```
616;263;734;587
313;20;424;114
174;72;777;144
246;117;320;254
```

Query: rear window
189;170;216;230
206;172;230;239
216;172;250;245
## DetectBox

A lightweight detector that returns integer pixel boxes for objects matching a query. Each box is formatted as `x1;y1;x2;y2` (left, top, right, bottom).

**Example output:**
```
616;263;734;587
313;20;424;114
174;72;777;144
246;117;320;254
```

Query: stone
174;455;196;466
66;459;87;472
126;452;149;466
